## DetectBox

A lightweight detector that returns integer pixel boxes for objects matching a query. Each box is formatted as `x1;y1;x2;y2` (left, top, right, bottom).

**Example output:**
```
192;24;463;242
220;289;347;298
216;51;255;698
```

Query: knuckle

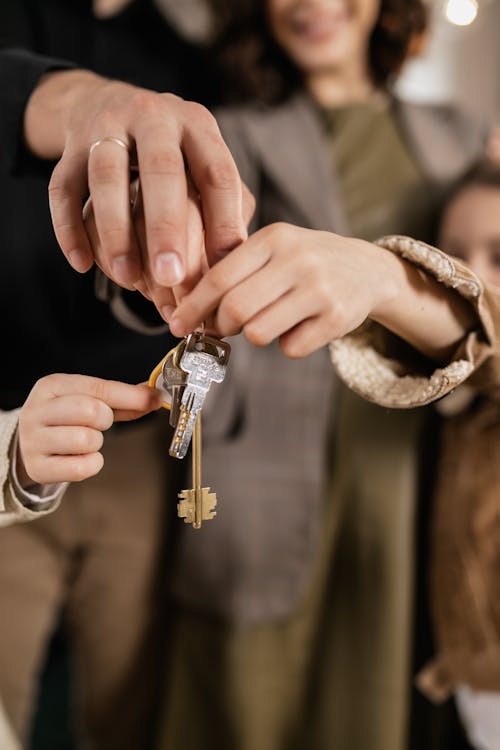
71;454;103;482
244;321;271;347
92;430;104;452
130;89;160;116
73;427;92;452
300;251;320;275
141;150;182;177
263;222;289;243
148;218;181;245
242;184;256;217
48;178;67;207
98;224;130;253
90;106;121;133
184;100;216;128
160;91;182;105
220;293;245;327
78;396;102;424
205;265;232;297
71;459;89;482
99;406;114;431
317;279;333;305
279;336;303;359
92;379;110;404
89;154;123;184
326;299;346;331
32;375;52;392
202;159;239;191
212;222;246;249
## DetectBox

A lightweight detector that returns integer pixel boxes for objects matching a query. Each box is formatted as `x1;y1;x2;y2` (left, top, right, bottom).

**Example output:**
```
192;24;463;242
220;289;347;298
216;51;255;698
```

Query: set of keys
149;330;231;529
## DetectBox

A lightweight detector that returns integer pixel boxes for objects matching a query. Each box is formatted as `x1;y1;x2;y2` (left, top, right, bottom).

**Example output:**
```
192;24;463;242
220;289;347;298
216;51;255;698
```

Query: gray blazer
170;92;485;623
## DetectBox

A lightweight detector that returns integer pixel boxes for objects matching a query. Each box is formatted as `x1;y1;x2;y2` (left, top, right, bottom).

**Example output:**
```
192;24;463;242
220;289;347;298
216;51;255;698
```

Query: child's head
439;162;500;288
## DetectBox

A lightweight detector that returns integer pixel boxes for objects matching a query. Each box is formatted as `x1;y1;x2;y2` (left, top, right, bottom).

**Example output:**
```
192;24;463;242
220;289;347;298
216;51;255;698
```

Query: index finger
182;103;247;265
44;375;161;413
169;231;270;337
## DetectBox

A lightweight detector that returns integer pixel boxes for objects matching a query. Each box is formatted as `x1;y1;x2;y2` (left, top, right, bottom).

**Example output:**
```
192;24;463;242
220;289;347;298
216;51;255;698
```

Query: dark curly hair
208;0;428;104
443;160;500;212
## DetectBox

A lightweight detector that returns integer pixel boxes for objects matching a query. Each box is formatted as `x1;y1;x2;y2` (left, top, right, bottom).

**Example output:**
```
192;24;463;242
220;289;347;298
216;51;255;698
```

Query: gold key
177;412;217;529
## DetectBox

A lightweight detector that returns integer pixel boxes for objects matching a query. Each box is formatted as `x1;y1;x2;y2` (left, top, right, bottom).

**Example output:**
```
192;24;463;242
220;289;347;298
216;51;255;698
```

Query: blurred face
439;185;500;288
267;0;381;76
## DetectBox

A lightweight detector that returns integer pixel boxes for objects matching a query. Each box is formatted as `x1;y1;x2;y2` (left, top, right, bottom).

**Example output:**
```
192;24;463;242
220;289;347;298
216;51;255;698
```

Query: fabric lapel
243;92;349;234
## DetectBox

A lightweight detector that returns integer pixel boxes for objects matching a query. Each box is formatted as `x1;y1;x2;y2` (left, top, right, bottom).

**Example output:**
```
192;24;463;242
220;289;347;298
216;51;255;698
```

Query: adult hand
18;374;162;485
24;69;250;299
83;175;208;319
168;223;474;360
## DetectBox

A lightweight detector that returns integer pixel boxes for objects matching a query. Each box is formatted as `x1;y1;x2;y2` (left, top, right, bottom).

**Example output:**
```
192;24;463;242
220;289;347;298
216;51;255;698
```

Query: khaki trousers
0;413;173;749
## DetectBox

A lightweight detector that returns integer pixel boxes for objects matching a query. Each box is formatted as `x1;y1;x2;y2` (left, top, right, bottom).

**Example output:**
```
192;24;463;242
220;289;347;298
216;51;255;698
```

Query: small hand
17;374;162;485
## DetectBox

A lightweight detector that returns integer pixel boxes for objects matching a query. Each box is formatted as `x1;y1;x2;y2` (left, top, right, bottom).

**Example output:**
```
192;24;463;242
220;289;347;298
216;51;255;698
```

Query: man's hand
18;374;162;485
24;70;250;308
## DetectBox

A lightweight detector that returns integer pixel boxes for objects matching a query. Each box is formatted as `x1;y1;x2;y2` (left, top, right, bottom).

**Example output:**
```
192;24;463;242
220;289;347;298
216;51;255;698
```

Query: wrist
362;241;404;325
14;441;36;491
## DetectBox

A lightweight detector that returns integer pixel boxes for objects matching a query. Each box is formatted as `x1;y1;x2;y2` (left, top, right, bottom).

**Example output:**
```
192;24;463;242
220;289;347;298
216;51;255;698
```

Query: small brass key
177;412;217;528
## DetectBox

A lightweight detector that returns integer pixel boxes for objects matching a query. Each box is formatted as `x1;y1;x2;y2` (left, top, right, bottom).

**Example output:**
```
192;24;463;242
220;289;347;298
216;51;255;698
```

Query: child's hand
17;374;162;485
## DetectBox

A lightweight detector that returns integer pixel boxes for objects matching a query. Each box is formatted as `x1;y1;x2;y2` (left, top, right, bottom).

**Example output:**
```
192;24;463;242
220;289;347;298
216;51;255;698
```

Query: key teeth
177;489;217;527
169;405;194;459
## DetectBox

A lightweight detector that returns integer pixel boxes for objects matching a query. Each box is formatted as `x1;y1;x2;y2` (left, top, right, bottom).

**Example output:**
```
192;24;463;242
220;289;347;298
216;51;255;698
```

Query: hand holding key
18;374;162;486
169;222;475;363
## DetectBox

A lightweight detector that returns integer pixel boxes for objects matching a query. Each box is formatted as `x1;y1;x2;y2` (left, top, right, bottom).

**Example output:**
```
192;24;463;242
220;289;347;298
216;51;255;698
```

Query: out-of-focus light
444;0;479;25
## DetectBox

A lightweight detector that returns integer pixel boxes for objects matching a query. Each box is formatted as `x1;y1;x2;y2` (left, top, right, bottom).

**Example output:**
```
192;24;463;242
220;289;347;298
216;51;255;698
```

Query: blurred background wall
397;0;500;126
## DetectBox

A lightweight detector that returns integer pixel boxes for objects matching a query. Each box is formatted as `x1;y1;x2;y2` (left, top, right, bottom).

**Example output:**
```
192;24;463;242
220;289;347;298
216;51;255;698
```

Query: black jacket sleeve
0;47;74;175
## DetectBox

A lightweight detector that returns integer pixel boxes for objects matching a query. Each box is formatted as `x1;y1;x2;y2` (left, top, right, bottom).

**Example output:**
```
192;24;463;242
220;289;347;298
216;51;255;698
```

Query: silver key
162;341;187;427
169;331;230;459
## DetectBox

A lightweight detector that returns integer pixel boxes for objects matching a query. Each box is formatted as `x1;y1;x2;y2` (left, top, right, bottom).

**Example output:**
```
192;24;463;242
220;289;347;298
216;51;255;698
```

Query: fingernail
154;253;184;286
68;249;92;273
111;255;140;287
161;305;176;323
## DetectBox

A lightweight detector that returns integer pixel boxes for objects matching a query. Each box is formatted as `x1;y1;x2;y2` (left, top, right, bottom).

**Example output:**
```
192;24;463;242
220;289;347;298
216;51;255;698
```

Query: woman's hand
168;223;475;360
17;374;162;486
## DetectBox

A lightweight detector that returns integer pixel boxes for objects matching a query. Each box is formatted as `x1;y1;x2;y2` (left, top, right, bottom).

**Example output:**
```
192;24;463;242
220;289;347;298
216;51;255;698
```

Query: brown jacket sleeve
330;235;499;408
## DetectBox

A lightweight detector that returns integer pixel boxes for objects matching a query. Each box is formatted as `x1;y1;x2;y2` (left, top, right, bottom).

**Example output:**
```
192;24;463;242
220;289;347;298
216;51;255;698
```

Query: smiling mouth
289;8;350;43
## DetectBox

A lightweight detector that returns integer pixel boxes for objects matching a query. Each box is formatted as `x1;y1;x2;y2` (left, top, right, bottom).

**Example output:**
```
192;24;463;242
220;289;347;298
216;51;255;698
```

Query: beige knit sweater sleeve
0;409;64;527
330;235;499;408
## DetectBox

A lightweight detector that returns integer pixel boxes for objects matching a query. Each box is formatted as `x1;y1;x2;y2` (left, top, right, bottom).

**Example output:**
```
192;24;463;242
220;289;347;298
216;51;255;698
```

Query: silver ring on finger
89;136;129;155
